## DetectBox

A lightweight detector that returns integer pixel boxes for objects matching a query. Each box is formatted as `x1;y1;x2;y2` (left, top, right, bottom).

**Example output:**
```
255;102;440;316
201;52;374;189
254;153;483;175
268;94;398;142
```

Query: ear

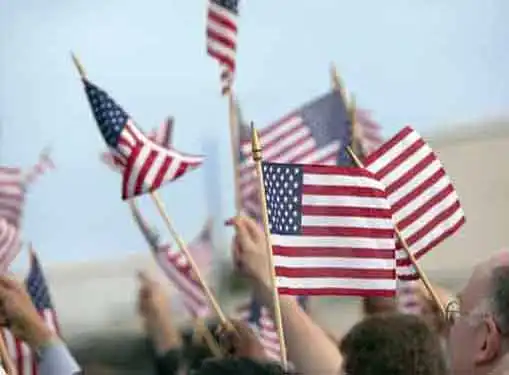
475;316;501;365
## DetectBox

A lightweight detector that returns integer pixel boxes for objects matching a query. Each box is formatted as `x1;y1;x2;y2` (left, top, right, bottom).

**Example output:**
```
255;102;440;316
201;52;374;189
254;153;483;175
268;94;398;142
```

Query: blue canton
212;0;239;14
262;162;303;235
297;91;352;166
25;254;53;311
84;80;129;148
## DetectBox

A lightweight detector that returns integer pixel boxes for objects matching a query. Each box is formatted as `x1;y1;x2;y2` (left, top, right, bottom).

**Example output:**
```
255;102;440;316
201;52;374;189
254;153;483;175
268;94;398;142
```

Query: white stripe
274;255;395;270
276;277;396;290
206;40;236;63
272;234;395;250
206;21;237;46
126;145;152;198
389;159;443;208
208;2;238;23
302;194;390;209
366;130;420;173
297;142;340;164
302;215;394;229
304;172;385;190
142;152;167;189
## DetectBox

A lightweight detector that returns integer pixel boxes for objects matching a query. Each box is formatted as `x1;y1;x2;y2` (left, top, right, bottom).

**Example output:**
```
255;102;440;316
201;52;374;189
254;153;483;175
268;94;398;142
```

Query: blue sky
0;0;508;267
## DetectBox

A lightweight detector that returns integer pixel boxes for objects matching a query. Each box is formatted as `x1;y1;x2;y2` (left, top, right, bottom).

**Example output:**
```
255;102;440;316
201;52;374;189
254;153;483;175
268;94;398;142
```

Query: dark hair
361;296;396;316
491;265;509;335
192;358;285;375
339;313;447;375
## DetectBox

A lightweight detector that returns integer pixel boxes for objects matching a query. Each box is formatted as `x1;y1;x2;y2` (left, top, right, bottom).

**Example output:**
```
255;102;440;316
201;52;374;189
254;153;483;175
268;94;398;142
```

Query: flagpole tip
70;52;86;79
250;122;262;162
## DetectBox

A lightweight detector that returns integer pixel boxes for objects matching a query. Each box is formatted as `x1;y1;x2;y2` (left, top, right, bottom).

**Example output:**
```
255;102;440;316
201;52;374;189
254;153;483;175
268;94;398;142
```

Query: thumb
137;270;154;285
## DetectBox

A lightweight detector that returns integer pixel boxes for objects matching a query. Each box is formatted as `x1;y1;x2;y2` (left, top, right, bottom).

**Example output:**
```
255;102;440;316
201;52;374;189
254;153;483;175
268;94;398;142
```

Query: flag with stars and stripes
129;202;211;317
2;249;60;375
206;0;239;95
0;219;21;272
80;79;203;199
25;148;55;186
236;296;309;362
262;161;397;296
0;167;25;228
363;126;466;280
355;108;384;158
101;116;174;172
239;91;352;221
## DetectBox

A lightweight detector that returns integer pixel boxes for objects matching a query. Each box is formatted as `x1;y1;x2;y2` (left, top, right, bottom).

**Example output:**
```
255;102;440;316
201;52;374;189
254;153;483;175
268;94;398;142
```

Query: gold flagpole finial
70;52;87;79
250;121;262;162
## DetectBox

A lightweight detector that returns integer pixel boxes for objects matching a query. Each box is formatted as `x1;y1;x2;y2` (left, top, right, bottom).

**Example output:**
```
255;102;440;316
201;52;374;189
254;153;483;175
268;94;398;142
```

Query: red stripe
272;246;395;259
302;184;387;199
151;156;172;191
278;287;395;297
276;266;395;279
301;226;395;238
374;138;425;180
390;159;444;212
302;164;375;178
302;205;393;219
206;27;236;50
207;48;235;72
207;8;237;32
258;112;298;138
122;144;142;199
134;149;158;196
364;126;413;166
397;184;455;230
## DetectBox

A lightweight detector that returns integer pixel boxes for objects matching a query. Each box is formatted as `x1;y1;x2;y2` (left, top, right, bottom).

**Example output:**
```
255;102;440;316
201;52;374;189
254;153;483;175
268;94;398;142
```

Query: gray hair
489;265;509;335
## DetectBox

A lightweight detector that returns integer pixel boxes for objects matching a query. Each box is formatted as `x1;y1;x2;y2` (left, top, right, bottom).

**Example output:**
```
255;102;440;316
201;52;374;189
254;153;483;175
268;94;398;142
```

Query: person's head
191;358;284;375
447;252;509;374
362;296;397;316
339;313;447;375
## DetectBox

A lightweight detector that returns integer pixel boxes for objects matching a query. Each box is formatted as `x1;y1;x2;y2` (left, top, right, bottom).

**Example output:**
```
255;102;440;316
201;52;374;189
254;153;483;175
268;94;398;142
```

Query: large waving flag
79;79;203;199
363;126;465;279
101;117;174;171
25;148;55;186
0;218;21;272
129;202;211;318
262;162;397;296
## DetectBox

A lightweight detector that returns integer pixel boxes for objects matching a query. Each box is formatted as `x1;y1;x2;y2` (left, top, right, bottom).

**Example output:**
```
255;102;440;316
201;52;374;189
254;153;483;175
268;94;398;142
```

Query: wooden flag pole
150;192;229;325
251;123;288;369
70;53;229;327
227;91;242;214
346;147;446;317
192;318;223;358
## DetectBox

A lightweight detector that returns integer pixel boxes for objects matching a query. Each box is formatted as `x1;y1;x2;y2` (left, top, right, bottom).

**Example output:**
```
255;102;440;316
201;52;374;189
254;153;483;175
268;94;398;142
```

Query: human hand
217;319;266;361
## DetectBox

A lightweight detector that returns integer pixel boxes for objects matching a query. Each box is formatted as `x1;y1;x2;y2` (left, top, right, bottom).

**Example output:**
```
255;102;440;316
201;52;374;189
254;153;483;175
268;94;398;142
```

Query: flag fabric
25;148;55;185
188;219;214;278
0;167;25;228
81;79;203;199
239;91;352;221
262;161;397;296
355;109;384;157
0;219;21;272
206;0;239;95
101;117;174;171
2;250;60;375
363;126;466;280
237;296;309;362
129;202;211;318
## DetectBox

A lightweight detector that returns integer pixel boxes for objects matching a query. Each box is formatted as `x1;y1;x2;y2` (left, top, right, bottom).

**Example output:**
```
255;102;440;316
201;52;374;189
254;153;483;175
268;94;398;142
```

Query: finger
0;275;20;291
238;216;264;242
233;220;256;252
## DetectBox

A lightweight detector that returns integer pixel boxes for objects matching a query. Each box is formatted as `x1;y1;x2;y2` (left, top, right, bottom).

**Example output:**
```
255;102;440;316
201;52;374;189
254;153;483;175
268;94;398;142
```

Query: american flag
81;79;203;199
101;117;174;171
3;250;60;375
188;218;214;278
355;109;384;158
237;296;309;362
262;162;397;296
363;126;466;280
239;91;351;219
129;202;211;318
0;219;21;272
0;167;25;228
25;148;55;185
206;0;239;95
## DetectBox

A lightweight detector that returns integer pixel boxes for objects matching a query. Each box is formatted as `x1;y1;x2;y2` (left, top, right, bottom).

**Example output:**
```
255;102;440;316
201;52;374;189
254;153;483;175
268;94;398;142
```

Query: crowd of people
0;215;508;374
